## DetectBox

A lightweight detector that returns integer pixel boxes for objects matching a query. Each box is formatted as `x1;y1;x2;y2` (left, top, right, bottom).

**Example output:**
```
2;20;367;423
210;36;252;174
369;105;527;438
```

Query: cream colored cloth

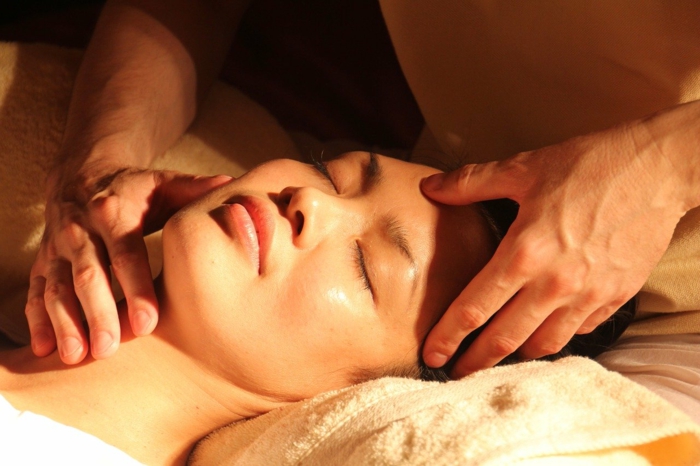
381;0;700;336
0;41;300;343
191;357;700;465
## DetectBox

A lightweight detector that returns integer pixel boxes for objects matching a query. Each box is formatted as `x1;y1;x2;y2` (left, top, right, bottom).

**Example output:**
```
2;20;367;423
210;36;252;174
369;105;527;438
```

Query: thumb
421;161;517;205
158;172;233;209
144;173;233;232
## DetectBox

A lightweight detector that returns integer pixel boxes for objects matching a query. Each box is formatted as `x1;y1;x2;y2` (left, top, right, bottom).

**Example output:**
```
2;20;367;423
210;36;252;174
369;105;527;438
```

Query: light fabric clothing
379;0;700;336
190;357;700;465
596;333;700;425
0;395;142;465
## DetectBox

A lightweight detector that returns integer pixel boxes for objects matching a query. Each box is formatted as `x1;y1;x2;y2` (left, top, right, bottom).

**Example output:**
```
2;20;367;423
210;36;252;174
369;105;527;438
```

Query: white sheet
596;333;700;425
0;395;142;465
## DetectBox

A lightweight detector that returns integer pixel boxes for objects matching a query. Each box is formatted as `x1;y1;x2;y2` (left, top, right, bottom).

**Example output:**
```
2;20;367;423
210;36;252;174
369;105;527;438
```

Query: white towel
191;357;700;465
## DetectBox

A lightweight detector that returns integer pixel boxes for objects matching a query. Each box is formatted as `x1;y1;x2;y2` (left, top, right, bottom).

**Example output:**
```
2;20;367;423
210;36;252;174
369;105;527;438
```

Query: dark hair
417;198;636;382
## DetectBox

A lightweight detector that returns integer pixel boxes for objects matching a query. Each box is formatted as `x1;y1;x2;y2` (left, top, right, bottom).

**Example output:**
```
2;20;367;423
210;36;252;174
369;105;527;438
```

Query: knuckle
510;242;539;275
43;282;65;305
454;165;476;191
609;295;630;309
548;274;581;297
580;288;604;308
571;306;594;321
429;334;460;355
72;264;100;291
89;194;120;222
109;249;140;271
41;239;62;261
538;337;568;356
488;334;521;358
52;323;76;340
25;295;46;315
453;304;488;331
62;221;88;251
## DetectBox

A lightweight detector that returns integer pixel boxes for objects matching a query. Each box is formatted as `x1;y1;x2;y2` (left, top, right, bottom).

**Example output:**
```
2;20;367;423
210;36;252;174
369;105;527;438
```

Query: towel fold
191;357;700;465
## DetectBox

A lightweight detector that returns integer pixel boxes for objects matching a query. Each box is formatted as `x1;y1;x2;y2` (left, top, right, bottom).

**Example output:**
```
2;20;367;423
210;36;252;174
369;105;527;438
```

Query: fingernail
425;352;449;367
133;310;153;335
211;175;234;184
421;174;443;191
61;336;82;359
92;331;115;356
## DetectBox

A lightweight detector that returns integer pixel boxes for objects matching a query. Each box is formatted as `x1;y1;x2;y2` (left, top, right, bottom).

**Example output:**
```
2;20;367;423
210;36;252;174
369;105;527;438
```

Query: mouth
221;196;274;274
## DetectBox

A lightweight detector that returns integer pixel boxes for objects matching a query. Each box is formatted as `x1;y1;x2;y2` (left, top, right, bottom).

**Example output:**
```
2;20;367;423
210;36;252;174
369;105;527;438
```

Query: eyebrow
362;152;382;192
363;153;419;297
383;215;419;292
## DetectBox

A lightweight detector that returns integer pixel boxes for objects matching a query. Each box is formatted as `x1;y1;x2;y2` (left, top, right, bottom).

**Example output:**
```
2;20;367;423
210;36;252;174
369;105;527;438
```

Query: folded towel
191;357;700;465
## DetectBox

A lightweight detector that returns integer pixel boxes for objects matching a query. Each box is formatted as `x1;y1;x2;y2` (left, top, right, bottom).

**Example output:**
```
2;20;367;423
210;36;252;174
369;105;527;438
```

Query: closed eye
310;159;339;193
353;241;375;302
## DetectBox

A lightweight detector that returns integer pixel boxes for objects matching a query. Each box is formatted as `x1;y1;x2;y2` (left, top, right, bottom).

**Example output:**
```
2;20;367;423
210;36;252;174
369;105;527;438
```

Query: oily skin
159;152;495;400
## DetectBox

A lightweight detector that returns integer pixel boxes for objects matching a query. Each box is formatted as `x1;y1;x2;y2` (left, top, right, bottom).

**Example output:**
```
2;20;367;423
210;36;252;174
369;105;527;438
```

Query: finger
160;173;232;206
43;260;89;364
421;160;522;205
70;236;121;359
449;286;555;378
147;173;232;230
518;307;587;360
577;306;617;334
102;229;158;338
25;273;57;357
422;253;524;368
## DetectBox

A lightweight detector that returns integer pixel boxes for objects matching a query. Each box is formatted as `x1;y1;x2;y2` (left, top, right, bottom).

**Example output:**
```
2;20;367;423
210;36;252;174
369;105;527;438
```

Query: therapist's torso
380;0;700;163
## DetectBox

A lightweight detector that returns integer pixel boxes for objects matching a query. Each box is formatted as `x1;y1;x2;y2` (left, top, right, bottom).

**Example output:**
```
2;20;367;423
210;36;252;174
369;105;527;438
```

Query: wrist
50;135;150;203
639;100;700;212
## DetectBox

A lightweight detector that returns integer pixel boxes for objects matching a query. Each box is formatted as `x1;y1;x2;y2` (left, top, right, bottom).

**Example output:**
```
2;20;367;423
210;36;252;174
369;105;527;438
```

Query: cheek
164;212;244;300
273;254;393;368
161;210;261;360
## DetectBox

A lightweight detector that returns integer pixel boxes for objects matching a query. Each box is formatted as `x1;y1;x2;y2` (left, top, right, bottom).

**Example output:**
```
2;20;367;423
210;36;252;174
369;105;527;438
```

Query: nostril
295;211;304;235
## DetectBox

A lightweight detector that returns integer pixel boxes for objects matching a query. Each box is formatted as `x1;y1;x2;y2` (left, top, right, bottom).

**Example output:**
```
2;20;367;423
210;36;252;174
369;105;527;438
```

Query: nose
278;186;345;249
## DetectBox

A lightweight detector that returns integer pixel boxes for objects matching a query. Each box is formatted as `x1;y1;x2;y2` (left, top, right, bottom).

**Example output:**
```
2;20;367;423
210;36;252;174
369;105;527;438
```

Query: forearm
640;99;700;212
59;0;249;188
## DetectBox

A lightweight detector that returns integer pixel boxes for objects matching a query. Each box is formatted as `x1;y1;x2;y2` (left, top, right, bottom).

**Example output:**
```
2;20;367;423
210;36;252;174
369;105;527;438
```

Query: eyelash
311;159;375;302
353;242;375;299
311;158;338;193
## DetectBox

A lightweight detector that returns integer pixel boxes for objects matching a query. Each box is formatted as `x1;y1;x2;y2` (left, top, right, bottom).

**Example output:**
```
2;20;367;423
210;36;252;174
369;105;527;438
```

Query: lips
222;196;274;274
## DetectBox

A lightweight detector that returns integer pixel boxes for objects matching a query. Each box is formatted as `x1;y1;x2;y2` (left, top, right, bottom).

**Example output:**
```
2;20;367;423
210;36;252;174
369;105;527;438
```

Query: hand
421;121;688;377
26;165;231;364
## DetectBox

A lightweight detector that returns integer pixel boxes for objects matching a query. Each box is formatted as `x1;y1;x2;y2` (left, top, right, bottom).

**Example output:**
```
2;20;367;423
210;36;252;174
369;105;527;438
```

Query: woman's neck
0;304;284;465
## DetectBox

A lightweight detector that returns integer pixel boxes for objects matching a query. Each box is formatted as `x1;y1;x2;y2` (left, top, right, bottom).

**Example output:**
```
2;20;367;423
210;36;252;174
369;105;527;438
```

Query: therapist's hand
27;164;231;364
420;121;689;378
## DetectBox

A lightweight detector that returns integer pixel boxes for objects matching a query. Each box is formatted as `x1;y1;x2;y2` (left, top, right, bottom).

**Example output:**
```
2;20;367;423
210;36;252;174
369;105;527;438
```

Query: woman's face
160;152;495;400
